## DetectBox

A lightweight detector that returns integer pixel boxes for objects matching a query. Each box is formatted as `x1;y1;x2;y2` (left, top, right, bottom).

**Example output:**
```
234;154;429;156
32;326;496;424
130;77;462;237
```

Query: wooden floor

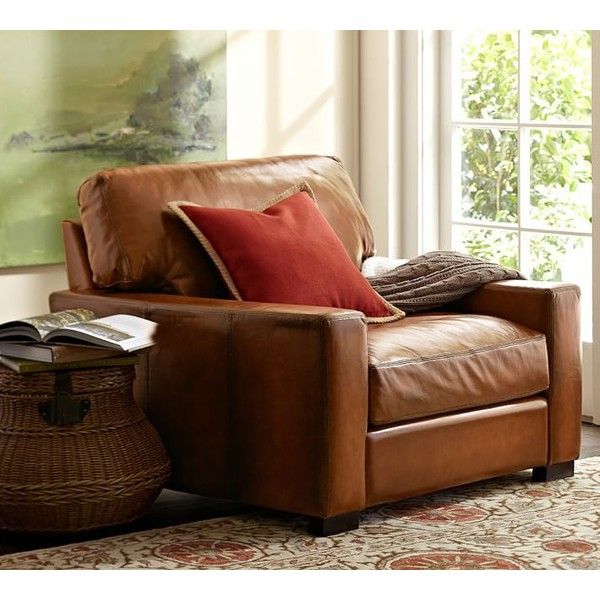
581;422;600;459
1;423;599;557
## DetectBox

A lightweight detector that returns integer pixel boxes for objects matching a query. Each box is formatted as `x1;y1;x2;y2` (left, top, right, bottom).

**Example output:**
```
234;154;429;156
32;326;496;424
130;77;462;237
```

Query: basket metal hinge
38;372;91;426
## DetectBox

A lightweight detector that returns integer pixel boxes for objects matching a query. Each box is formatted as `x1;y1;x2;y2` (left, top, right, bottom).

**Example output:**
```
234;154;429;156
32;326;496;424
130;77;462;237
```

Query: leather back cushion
78;155;375;296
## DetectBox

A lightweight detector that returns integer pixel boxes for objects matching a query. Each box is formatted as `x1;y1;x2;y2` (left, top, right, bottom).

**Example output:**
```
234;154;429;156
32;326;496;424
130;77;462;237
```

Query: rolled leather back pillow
77;155;375;297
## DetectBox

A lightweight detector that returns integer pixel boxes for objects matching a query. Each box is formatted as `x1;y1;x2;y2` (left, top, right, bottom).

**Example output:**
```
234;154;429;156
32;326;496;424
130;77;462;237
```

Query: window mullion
448;33;461;245
518;30;531;275
452;119;590;130
518;127;531;274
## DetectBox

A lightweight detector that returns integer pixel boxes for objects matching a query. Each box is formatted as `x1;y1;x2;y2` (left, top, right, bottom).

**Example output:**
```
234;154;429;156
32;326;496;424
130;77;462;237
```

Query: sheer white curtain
358;30;441;259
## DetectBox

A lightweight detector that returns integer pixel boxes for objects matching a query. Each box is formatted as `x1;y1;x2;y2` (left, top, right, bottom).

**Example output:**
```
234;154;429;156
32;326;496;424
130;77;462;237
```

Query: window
444;31;592;339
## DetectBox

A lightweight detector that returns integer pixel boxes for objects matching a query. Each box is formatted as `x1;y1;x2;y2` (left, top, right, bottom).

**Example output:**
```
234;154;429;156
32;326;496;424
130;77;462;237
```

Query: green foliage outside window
458;31;591;281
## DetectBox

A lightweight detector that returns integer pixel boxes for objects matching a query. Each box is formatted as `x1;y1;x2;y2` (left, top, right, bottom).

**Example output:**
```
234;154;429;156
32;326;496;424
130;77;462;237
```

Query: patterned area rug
2;457;600;570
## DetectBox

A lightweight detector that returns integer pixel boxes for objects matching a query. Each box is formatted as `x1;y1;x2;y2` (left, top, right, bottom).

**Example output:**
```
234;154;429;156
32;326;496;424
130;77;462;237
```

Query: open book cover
0;309;157;353
0;341;125;364
0;353;140;374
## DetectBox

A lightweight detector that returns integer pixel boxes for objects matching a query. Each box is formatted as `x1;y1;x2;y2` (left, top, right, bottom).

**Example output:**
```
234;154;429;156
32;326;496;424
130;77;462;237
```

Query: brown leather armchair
50;155;582;536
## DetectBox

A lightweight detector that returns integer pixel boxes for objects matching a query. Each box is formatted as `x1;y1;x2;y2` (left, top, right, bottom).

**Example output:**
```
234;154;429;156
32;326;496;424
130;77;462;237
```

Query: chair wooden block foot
532;460;575;482
307;512;360;537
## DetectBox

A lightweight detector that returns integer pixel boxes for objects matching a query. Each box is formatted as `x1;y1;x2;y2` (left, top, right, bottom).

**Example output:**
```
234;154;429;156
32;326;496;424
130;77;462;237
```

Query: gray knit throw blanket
366;251;524;314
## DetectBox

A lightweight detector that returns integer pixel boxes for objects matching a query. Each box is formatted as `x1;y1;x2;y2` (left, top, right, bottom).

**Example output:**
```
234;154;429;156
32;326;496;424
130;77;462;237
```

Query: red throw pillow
169;183;403;322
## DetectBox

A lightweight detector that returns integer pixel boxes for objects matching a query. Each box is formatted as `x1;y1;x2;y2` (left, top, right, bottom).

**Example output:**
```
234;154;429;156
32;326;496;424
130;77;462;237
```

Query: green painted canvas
0;31;227;267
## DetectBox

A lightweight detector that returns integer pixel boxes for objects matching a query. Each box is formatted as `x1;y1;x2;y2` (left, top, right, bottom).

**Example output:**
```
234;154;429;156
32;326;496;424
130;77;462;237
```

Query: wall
227;30;359;181
0;265;68;321
0;30;361;321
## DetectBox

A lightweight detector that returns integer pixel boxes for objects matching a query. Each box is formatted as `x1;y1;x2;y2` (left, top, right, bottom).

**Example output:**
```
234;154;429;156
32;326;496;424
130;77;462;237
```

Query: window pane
529;128;591;232
460;128;518;223
526;233;591;339
453;225;518;269
530;30;591;122
460;30;518;120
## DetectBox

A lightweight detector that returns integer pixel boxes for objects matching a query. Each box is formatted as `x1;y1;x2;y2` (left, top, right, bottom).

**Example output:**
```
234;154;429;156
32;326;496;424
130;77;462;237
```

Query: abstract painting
0;31;227;267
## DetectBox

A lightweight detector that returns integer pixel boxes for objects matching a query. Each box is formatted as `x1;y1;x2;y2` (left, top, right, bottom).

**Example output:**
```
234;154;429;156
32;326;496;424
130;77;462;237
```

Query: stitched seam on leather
99;176;135;285
546;291;555;464
370;385;550;426
371;333;546;369
487;284;580;298
227;312;238;500
324;315;366;322
176;310;361;322
546;286;579;296
149;308;364;325
319;319;331;516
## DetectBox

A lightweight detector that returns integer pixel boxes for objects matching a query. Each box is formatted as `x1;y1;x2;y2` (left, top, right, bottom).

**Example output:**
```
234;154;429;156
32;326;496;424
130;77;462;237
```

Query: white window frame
440;30;598;424
440;31;592;263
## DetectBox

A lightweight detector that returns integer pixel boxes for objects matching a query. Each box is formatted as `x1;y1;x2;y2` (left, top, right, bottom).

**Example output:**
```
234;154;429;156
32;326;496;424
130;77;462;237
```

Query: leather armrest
49;290;368;517
61;220;94;291
50;289;364;318
454;280;582;465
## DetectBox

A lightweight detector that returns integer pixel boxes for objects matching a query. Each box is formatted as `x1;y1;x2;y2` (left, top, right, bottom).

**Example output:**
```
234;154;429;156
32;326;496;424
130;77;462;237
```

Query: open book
0;309;157;352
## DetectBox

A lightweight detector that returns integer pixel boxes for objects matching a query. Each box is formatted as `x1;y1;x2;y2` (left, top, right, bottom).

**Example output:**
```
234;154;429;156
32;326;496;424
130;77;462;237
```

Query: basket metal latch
38;372;91;426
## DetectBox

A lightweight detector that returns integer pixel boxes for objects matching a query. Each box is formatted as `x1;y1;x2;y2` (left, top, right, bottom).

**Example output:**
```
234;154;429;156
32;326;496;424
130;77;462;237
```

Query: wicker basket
0;365;171;533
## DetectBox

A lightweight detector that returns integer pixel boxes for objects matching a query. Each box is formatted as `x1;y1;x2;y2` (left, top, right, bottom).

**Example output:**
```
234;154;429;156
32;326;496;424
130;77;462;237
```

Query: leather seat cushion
368;312;549;426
